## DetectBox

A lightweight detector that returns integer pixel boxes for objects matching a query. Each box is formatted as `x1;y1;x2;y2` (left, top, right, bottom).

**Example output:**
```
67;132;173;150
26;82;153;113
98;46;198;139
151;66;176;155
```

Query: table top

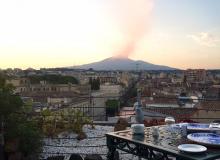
106;125;220;160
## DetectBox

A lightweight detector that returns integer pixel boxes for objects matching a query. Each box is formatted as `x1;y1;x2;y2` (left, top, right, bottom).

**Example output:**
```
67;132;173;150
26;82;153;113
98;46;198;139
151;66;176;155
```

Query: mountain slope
74;57;176;70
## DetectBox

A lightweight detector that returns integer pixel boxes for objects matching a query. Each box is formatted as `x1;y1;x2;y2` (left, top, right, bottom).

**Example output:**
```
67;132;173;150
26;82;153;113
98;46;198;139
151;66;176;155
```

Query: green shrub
0;74;42;158
106;99;119;116
40;109;93;137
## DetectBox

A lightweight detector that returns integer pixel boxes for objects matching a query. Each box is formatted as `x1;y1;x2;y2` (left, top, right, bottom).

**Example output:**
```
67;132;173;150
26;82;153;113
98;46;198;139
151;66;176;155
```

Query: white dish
178;144;207;153
209;123;220;129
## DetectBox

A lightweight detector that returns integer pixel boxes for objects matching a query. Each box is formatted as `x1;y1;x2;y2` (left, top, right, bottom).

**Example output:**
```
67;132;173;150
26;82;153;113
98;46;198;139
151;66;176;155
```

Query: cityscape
1;66;220;159
1;0;220;160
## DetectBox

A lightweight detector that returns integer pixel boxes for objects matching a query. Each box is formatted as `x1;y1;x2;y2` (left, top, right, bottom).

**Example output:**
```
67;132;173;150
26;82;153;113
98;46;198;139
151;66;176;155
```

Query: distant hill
73;57;177;70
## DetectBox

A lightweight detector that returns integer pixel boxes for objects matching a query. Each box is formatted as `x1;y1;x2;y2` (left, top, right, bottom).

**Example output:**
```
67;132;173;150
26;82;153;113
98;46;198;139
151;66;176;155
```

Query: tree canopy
105;99;119;116
89;78;100;90
0;74;42;159
0;74;23;116
28;75;79;84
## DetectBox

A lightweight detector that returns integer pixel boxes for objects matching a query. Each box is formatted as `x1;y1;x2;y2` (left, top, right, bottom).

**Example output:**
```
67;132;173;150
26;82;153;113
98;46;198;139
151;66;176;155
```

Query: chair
0;145;5;160
84;154;103;160
69;153;84;160
47;156;65;160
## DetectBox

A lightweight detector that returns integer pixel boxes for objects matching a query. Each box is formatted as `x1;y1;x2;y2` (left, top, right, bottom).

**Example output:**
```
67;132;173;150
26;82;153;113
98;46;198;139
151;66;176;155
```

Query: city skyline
0;0;220;69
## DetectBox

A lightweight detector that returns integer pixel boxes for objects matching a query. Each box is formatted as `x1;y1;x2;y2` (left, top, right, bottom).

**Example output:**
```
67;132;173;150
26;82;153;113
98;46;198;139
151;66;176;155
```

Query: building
62;98;90;116
100;84;123;99
171;77;183;84
21;91;91;115
91;91;107;120
119;72;133;87
6;78;30;87
7;78;90;94
205;85;220;99
185;69;206;82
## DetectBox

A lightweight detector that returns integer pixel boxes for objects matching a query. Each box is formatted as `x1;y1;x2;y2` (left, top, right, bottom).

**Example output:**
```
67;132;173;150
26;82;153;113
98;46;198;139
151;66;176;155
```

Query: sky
0;0;220;69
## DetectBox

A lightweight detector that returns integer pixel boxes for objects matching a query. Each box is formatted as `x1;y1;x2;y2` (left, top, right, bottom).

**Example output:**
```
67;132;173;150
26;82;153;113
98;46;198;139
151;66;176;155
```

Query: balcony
38;96;220;160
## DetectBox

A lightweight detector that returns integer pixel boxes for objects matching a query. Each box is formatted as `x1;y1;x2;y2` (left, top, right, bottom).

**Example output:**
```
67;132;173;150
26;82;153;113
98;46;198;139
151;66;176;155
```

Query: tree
0;74;23;146
5;114;42;158
28;75;79;84
89;78;100;90
106;99;119;116
0;76;23;116
0;74;42;159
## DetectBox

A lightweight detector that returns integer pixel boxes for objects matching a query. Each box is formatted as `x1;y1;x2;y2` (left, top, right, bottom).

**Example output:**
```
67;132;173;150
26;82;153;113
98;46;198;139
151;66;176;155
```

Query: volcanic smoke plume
109;0;154;58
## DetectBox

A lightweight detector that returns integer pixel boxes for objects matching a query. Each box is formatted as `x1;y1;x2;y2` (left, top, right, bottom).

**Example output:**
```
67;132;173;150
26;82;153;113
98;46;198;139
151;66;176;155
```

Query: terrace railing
37;96;220;160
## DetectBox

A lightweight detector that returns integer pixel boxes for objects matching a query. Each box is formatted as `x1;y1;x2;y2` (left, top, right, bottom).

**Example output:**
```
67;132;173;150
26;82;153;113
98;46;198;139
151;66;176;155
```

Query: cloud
187;32;220;47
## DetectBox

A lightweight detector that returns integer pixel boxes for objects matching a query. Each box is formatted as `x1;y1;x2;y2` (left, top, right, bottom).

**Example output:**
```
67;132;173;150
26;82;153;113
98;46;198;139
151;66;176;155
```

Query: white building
91;91;107;120
100;84;123;99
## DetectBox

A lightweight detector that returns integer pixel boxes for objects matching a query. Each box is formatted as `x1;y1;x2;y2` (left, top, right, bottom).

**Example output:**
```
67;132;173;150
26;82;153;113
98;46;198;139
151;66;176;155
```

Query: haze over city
0;0;220;69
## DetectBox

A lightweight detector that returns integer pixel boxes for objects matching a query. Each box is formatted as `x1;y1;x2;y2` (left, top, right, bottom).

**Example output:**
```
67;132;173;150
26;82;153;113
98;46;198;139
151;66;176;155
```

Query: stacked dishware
178;123;220;153
131;124;145;135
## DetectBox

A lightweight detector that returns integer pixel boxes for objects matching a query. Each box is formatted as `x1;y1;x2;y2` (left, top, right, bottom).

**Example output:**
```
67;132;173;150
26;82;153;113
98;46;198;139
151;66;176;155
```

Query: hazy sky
0;0;220;69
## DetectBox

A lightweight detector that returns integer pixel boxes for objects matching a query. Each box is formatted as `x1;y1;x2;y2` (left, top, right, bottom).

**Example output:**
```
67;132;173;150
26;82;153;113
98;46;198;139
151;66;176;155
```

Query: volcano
73;57;177;71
